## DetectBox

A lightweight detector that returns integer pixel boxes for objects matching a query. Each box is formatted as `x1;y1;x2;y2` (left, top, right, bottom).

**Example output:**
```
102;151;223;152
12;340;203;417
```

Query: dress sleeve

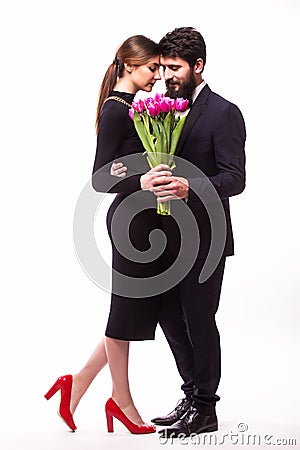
92;103;142;194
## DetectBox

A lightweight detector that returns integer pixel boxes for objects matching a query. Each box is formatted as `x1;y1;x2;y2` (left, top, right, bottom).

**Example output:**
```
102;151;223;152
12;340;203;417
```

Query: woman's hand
140;164;173;191
110;160;127;177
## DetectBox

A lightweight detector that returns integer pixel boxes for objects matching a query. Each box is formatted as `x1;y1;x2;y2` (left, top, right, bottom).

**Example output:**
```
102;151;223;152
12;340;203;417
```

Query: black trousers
159;256;226;414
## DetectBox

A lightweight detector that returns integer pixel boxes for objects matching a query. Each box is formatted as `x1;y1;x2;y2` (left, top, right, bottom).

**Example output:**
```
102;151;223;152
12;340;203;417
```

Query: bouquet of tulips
129;93;189;215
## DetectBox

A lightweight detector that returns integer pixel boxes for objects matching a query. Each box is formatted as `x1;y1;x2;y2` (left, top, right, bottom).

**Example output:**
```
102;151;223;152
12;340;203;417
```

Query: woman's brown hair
95;35;159;134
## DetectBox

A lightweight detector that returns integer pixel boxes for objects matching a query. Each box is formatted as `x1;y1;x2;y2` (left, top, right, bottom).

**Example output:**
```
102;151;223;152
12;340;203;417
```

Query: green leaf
146;152;161;168
150;117;160;140
133;111;154;152
170;116;187;154
162;112;172;152
155;128;165;156
143;113;151;136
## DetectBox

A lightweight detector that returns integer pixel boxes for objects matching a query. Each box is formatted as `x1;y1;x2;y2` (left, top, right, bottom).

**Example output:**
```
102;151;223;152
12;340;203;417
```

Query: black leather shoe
158;406;218;438
151;397;192;426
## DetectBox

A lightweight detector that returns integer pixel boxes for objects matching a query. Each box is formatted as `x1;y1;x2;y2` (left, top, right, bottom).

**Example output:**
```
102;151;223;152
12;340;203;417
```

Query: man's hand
110;160;127;177
151;176;189;202
140;164;173;191
140;164;189;202
111;161;189;201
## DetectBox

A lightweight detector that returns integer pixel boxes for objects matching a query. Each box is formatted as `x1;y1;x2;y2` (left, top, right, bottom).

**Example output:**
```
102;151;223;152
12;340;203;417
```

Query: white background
1;0;299;448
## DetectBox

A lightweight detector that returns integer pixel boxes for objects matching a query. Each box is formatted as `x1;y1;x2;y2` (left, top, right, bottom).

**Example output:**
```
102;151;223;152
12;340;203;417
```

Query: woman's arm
92;103;142;194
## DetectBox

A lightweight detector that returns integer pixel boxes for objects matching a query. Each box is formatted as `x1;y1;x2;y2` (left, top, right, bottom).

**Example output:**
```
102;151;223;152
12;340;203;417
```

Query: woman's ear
194;58;204;74
124;63;133;73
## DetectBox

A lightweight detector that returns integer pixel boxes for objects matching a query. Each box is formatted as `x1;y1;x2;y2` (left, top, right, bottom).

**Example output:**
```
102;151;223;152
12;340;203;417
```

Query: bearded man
147;27;246;438
112;27;246;438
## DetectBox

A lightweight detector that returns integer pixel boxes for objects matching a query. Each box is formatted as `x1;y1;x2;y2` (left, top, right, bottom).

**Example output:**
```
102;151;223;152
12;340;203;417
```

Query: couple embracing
45;27;246;439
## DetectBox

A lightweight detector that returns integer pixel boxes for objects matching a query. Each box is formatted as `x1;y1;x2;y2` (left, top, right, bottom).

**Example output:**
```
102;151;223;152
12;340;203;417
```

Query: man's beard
165;69;196;100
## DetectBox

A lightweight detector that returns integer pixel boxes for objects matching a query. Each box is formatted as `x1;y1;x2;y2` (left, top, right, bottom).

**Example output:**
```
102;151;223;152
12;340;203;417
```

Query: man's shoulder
208;88;242;113
207;88;245;131
208;88;234;107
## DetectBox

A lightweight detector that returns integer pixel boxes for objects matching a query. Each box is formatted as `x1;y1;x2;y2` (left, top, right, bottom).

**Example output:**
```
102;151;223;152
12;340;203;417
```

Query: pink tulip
132;101;139;111
174;98;189;112
148;103;160;116
137;99;146;112
167;98;176;109
144;97;153;107
160;99;171;113
160;96;175;111
129;108;134;120
154;92;164;102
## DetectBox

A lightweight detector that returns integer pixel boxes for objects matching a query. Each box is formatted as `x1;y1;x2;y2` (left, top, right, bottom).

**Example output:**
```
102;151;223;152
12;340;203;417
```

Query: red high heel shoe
105;398;156;434
44;375;77;432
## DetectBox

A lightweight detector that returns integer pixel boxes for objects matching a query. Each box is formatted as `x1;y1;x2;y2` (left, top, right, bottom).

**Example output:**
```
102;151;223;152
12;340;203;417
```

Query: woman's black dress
92;91;176;340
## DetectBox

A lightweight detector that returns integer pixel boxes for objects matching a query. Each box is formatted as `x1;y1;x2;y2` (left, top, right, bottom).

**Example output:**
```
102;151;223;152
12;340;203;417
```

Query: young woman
44;35;170;435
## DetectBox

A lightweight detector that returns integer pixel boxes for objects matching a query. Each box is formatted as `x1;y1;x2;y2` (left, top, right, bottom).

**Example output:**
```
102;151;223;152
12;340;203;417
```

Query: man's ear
194;58;204;74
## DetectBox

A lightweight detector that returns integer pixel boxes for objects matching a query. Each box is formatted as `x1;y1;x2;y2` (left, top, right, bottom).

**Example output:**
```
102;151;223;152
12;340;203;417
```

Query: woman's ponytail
95;62;118;134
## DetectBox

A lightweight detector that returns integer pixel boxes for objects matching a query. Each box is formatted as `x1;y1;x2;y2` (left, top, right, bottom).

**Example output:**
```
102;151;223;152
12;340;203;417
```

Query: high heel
44;375;77;432
105;398;156;434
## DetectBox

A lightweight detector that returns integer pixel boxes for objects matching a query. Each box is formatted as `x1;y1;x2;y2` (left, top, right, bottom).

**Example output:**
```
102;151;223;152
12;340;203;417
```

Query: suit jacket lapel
175;84;211;155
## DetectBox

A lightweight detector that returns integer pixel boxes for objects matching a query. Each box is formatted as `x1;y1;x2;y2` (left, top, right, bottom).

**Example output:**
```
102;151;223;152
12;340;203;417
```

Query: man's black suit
158;84;246;414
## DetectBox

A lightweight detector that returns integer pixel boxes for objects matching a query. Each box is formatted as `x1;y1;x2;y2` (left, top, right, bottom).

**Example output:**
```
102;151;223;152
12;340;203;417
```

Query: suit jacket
170;84;246;259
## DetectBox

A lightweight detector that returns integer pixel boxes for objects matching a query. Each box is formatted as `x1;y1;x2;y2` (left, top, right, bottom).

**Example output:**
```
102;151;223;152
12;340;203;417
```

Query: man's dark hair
159;27;206;68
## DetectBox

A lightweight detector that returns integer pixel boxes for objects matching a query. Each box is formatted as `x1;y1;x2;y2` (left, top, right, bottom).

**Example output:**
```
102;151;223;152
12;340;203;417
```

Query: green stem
157;200;171;216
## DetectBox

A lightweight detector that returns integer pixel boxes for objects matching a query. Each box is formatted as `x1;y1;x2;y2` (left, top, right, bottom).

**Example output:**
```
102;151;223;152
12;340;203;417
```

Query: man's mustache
166;80;179;87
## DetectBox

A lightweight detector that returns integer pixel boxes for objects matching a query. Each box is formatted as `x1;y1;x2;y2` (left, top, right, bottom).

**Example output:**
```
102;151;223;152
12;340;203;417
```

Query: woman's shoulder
104;91;134;110
100;91;134;120
97;92;135;138
110;90;135;104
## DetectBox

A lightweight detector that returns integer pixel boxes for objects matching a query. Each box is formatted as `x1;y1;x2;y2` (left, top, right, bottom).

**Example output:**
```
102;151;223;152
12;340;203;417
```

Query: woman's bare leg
70;337;107;414
105;336;146;425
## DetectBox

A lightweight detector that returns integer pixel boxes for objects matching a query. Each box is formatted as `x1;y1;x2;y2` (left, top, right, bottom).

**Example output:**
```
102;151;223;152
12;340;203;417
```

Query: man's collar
192;80;206;104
